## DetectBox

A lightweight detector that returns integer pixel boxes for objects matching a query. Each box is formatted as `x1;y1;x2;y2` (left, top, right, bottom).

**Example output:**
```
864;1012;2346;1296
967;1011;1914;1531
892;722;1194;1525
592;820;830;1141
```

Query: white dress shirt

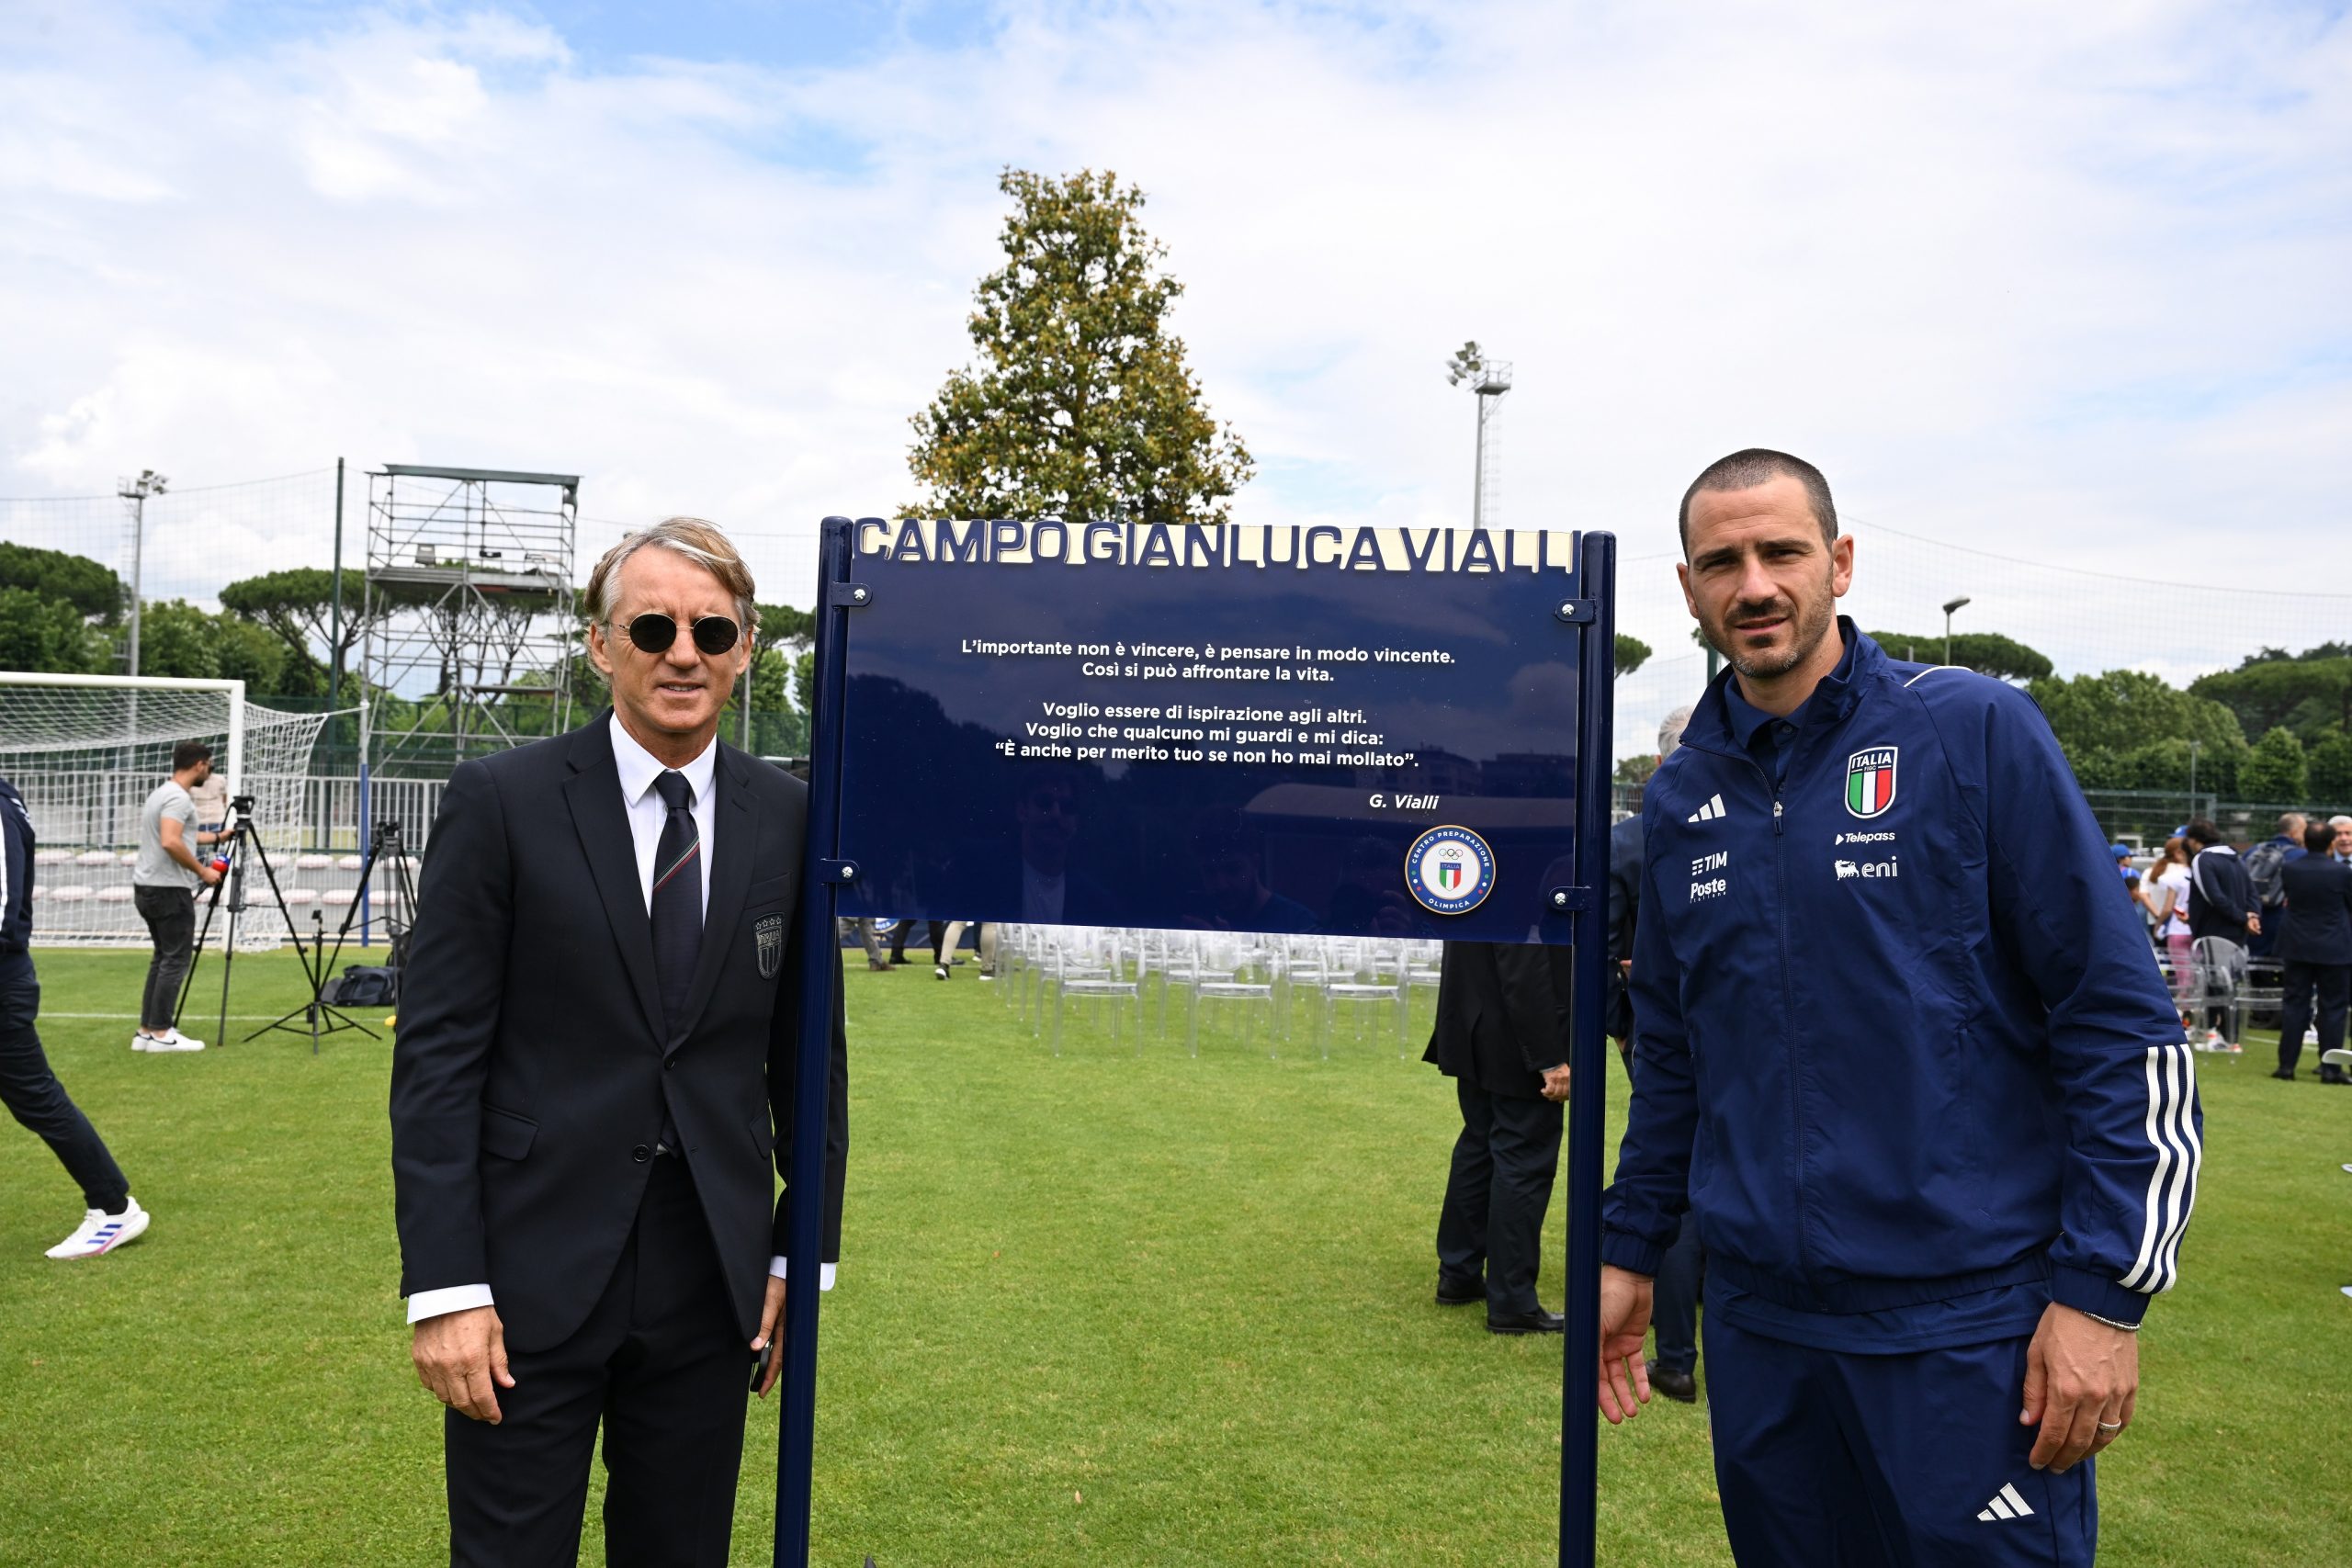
406;716;829;1326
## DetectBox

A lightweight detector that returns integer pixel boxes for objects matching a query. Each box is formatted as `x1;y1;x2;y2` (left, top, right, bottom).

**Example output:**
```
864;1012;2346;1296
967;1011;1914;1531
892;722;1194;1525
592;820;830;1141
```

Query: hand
1596;1265;1655;1423
1539;1063;1572;1101
2246;913;2262;936
2019;1303;2138;1472
198;863;222;886
752;1275;786;1398
412;1305;514;1424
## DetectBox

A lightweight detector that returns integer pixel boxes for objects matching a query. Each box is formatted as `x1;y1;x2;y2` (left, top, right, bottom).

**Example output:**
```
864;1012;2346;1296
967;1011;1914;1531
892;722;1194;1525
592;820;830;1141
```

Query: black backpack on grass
322;964;398;1008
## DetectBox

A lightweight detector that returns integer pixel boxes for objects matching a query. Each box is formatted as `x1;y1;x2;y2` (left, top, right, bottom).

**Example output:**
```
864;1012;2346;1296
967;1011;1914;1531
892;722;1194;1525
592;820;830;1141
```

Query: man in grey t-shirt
131;741;226;1052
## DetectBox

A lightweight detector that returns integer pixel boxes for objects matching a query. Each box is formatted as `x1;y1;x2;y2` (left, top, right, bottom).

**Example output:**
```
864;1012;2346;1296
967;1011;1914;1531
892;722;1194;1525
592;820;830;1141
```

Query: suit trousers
1651;1212;1705;1378
2278;960;2351;1073
443;1154;751;1568
1434;1077;1562;1316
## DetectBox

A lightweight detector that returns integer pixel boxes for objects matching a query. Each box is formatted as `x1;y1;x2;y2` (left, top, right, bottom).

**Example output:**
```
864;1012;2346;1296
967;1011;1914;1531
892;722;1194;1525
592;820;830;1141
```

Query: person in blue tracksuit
1596;450;2200;1566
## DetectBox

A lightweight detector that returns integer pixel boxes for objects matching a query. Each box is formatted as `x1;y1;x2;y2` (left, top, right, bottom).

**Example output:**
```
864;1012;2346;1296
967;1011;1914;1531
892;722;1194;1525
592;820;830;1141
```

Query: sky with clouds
3;0;2346;747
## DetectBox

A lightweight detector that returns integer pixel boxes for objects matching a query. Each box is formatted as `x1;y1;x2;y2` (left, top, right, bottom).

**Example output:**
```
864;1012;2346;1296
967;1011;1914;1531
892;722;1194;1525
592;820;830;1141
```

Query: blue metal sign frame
775;517;1615;1566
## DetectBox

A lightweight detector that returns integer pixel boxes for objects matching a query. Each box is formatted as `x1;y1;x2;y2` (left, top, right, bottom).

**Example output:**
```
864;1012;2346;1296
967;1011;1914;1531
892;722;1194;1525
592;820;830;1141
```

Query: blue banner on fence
833;520;1588;944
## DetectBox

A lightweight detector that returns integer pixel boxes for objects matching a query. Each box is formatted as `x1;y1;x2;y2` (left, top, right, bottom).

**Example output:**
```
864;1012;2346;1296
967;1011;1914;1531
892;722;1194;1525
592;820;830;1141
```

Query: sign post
776;516;1616;1566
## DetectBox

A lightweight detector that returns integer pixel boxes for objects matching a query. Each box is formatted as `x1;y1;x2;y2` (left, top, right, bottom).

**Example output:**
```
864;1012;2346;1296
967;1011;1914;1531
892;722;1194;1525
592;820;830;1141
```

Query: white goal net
0;675;335;948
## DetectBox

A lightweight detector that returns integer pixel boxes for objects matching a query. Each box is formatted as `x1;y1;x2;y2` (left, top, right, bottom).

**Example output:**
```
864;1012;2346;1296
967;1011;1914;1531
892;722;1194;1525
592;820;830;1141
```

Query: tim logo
1845;747;1897;818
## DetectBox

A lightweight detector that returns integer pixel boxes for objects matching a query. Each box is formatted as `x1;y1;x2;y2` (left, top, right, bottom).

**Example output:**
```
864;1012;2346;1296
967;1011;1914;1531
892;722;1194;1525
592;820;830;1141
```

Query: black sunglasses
614;613;741;657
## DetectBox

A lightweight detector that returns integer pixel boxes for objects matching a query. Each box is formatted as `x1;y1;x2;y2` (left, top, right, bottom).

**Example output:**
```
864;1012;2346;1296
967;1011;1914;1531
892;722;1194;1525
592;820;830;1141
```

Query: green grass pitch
0;947;2345;1564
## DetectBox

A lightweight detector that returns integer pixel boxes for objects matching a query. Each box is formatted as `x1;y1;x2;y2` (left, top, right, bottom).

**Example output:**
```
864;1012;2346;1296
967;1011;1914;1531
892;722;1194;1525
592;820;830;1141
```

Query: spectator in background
2331;815;2352;865
1423;941;1573;1335
2184;818;2256;1051
2243;812;2307;959
2273;818;2352;1083
130;740;230;1053
1604;704;1703;1404
1;775;152;1259
2142;837;2196;1028
2111;843;2138;900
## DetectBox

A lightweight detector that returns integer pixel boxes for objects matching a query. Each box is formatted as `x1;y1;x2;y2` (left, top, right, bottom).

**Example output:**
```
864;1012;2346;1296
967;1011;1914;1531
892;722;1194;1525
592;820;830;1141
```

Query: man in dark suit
2274;818;2352;1083
1423;942;1573;1334
391;517;847;1567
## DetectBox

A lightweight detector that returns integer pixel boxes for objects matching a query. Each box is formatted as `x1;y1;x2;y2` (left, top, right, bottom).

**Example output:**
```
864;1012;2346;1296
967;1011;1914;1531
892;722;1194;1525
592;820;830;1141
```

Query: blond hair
583;517;760;635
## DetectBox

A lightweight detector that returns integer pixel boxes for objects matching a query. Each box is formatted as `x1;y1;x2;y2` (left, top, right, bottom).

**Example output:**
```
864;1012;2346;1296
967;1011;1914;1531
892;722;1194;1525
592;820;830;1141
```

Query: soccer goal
0;673;332;947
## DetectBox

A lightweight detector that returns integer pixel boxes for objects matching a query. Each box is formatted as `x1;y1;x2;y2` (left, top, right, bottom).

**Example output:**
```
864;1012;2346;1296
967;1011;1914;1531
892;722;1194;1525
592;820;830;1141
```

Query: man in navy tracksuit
1597;451;2200;1566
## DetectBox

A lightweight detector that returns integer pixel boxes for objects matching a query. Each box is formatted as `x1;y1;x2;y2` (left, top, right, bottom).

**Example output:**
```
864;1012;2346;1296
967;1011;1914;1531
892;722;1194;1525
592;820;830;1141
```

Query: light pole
1940;594;1971;666
1444;341;1512;530
119;468;168;678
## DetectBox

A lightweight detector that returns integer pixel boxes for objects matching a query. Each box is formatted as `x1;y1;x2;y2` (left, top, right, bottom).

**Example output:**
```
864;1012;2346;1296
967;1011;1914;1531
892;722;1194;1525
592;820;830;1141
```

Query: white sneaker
143;1030;204;1053
45;1198;150;1259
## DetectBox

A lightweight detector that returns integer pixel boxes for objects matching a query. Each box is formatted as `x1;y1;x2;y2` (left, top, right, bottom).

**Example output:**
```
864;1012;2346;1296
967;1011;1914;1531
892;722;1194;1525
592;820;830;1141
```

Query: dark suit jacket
390;713;848;1353
2278;854;2352;965
1421;942;1574;1101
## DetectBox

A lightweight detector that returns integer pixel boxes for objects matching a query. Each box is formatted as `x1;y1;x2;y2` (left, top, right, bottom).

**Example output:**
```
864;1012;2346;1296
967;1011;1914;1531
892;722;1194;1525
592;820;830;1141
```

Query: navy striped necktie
650;770;702;1031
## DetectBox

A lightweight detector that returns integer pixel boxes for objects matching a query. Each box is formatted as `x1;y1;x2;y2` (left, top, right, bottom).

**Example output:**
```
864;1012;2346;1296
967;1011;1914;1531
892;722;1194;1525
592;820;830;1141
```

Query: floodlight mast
117;468;168;750
1941;594;1971;666
1445;342;1512;530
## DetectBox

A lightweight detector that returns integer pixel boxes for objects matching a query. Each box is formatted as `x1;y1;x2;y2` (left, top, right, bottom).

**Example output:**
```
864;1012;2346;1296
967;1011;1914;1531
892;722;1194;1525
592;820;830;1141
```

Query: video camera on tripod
175;800;420;1055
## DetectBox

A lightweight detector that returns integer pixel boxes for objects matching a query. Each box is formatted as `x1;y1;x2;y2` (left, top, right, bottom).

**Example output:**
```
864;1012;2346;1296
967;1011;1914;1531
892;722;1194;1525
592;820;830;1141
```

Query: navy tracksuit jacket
1603;625;2200;1564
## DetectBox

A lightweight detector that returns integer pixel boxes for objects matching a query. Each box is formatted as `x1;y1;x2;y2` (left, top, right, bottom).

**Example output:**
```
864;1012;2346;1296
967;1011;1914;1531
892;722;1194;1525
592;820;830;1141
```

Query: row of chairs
992;926;1443;1059
2159;935;2280;1051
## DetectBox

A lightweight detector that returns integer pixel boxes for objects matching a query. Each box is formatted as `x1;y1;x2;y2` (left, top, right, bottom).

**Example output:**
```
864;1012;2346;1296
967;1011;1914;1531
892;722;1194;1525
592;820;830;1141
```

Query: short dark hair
171;740;213;773
2182;818;2222;848
2306;820;2336;853
1679;448;1838;554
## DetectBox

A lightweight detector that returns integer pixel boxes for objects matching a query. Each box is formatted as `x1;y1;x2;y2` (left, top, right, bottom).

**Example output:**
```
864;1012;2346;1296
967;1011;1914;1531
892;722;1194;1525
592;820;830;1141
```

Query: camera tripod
251;818;420;1051
175;795;340;1051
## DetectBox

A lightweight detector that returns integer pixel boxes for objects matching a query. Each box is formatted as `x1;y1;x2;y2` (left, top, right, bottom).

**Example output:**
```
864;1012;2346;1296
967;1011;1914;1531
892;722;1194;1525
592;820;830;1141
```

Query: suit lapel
667;741;760;1052
562;716;665;1043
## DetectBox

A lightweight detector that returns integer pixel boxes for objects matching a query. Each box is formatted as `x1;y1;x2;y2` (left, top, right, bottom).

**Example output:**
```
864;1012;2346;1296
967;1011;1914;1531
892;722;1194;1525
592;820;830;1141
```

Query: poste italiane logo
1405;825;1497;916
1844;746;1897;819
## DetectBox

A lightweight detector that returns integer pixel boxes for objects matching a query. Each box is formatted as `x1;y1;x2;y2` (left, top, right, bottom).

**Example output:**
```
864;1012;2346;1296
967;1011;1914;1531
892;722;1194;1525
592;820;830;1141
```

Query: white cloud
0;0;2345;751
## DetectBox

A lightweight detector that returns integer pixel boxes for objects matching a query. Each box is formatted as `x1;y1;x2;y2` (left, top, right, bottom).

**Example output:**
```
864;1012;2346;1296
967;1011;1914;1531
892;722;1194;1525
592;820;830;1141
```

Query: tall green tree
908;168;1253;523
1614;635;1651;676
2305;729;2352;804
2190;657;2352;744
2028;669;2245;758
0;543;125;622
219;568;379;696
0;587;107;673
1864;628;2052;682
2239;726;2309;803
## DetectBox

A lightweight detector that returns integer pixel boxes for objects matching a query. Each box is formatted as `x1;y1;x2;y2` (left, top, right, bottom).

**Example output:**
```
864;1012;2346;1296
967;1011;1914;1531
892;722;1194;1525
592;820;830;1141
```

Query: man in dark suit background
391;517;847;1566
1607;705;1704;1404
1422;942;1573;1334
2274;818;2352;1084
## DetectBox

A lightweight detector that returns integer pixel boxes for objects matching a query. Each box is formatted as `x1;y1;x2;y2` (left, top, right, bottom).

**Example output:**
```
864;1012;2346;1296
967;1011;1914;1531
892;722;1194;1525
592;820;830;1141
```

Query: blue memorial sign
775;517;1619;1568
832;518;1589;944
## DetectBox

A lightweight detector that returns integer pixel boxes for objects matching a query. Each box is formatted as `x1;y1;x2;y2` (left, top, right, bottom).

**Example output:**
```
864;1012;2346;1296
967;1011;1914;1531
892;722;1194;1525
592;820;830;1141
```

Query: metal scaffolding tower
360;465;580;776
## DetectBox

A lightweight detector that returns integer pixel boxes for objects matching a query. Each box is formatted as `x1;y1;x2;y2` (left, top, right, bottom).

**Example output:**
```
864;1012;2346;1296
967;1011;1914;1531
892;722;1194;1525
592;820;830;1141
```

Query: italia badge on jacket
1845;746;1897;818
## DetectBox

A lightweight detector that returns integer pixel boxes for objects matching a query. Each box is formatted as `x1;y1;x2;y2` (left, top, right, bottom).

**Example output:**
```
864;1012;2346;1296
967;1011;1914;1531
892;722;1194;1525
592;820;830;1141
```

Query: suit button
631;1145;651;1163
665;1058;676;1071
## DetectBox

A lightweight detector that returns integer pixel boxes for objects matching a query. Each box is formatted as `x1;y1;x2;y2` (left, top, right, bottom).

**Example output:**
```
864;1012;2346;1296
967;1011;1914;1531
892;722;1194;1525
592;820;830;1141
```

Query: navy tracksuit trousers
1704;1312;2096;1566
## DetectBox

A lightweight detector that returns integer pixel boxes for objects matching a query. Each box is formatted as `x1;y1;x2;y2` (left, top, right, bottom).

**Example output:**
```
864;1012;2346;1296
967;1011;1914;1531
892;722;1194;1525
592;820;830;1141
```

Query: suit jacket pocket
481;1104;537;1161
743;874;792;912
748;1111;777;1164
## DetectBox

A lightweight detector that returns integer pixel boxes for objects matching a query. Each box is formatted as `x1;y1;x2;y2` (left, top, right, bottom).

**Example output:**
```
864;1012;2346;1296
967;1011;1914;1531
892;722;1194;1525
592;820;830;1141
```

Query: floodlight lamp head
1942;594;1972;615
